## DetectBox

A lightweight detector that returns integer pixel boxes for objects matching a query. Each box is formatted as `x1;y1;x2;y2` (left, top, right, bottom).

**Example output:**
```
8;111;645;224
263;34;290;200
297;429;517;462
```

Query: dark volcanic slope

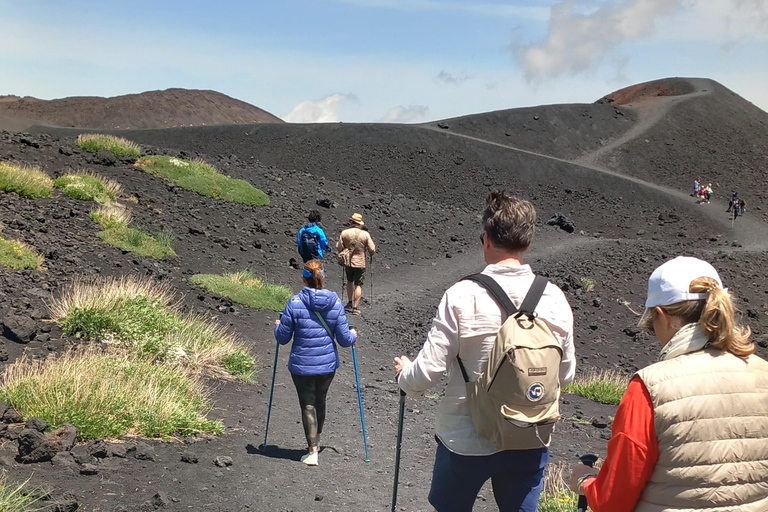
592;79;768;220
7;77;768;511
598;77;696;105
423;103;639;160
0;88;283;130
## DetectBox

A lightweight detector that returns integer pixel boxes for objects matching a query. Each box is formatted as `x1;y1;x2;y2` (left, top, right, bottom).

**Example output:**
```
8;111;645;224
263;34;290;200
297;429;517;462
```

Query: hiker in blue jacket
297;210;330;263
274;259;357;466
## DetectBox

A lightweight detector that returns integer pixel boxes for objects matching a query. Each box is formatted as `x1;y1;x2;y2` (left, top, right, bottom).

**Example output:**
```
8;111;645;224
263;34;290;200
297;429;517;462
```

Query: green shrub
75;134;141;158
191;271;292;312
98;226;176;259
136;156;269;206
0;161;53;199
0;473;40;512
564;369;629;405
0;236;44;270
579;277;595;292
0;349;222;439
54;171;121;203
50;276;255;380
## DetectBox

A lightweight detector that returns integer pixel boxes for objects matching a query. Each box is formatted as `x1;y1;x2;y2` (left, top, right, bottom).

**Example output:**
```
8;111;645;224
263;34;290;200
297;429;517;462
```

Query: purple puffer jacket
274;287;356;375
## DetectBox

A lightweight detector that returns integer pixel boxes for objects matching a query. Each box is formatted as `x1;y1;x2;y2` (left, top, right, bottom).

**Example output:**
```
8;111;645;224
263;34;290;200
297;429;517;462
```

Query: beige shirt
398;263;575;456
336;227;375;268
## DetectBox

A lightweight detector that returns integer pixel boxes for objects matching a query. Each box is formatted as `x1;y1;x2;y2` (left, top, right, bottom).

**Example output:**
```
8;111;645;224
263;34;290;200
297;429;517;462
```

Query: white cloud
514;0;683;81
435;71;472;84
329;0;550;20
283;93;359;123
379;105;429;123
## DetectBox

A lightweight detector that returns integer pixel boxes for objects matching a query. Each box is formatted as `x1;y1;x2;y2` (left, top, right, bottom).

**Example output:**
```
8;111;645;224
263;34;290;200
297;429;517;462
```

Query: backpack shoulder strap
462;274;517;318
313;310;335;341
518;275;548;317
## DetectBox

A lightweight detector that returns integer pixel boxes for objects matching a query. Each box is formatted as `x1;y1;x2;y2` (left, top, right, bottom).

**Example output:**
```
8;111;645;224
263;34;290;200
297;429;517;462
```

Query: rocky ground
0;77;766;511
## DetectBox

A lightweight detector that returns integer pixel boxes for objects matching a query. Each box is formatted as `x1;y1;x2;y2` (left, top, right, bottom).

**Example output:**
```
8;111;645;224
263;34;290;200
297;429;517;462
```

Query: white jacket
398;263;575;456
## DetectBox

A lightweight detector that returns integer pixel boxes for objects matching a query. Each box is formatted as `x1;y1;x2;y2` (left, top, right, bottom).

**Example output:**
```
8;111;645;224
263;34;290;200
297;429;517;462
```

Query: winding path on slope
419;78;768;252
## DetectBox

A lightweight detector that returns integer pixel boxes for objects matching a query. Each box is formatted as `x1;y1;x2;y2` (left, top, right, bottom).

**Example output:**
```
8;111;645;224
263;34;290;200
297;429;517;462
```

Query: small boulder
546;213;575;234
18;429;58;463
94;150;117;166
1;315;37;343
25;417;49;433
214;456;233;467
79;463;99;475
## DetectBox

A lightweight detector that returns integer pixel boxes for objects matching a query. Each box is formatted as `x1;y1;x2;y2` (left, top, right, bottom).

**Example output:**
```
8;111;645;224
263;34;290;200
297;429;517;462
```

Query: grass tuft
136;155;269;206
0;161;53;199
54;171;122;203
564;368;629;405
97;226;176;259
75;134;141;158
579;277;595;292
89;205;175;259
191;271;292;312
0;235;44;270
0;473;40;512
538;462;579;512
0;348;223;439
50;275;255;380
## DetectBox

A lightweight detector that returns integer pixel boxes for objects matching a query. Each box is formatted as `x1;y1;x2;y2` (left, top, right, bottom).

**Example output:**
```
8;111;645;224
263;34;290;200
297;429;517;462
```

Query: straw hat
349;213;365;226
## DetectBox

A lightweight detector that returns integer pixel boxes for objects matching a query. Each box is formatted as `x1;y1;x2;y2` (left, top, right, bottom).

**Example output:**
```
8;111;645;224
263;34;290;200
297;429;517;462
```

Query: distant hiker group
727;191;746;217
693;177;713;204
296;210;376;315
264;192;767;512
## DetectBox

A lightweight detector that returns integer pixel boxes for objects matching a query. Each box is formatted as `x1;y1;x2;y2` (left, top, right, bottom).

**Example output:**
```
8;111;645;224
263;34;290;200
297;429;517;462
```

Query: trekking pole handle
576;454;599;512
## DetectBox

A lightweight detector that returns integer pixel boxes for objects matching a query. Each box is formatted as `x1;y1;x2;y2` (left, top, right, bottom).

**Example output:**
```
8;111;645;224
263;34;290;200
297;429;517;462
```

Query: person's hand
350;328;358;337
569;463;599;494
394;356;411;374
274;319;281;327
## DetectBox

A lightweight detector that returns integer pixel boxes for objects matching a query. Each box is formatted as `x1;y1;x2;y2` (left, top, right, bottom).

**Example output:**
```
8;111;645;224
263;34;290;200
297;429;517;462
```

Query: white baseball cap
638;256;723;325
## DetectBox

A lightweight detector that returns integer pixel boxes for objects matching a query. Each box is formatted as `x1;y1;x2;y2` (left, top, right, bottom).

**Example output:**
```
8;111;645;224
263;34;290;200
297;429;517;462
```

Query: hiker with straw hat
336;213;376;315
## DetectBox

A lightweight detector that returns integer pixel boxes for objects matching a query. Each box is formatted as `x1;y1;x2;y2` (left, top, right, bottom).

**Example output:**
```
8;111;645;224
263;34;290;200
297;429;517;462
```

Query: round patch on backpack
527;382;545;402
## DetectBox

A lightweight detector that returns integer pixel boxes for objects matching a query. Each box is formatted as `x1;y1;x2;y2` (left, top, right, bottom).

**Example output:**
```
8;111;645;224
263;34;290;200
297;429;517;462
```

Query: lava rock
25;417;49;433
18;429;59;463
546;213;575;233
79;463;99;475
315;198;336;209
214;456;233;467
53;499;79;512
2;405;24;424
181;453;199;464
1;315;37;343
94;150;117;166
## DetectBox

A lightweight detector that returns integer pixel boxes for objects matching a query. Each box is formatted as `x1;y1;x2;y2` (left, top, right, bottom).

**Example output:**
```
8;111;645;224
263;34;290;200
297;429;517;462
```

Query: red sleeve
582;376;658;512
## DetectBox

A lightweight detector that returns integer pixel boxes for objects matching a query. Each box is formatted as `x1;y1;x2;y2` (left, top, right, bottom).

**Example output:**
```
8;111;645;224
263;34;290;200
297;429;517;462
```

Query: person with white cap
569;256;768;512
336;213;376;315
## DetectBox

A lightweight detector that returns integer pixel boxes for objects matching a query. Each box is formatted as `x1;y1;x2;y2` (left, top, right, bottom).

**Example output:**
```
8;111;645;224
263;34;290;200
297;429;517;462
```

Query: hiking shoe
351;307;361;315
345;301;353;311
301;451;318;466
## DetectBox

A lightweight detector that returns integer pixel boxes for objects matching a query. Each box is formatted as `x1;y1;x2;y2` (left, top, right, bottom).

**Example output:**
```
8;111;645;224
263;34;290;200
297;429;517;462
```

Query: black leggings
291;372;335;448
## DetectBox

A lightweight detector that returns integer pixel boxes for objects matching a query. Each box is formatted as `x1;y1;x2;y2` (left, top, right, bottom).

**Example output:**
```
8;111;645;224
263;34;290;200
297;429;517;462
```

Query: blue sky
1;0;766;122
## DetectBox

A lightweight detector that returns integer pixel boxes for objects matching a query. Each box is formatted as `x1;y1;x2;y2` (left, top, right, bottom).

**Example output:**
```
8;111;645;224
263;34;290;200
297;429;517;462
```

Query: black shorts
345;266;366;286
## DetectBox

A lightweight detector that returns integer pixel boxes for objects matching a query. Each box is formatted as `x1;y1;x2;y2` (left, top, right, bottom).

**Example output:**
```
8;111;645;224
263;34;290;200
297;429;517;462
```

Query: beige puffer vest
634;347;768;512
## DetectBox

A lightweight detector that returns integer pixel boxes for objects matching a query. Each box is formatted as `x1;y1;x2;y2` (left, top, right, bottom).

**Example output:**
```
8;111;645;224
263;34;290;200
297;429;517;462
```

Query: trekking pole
351;345;370;462
391;389;406;512
259;341;280;450
576;454;599;512
369;255;374;307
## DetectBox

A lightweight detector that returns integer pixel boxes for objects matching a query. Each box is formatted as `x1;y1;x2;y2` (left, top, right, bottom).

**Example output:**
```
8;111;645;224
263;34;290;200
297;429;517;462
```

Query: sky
1;0;766;123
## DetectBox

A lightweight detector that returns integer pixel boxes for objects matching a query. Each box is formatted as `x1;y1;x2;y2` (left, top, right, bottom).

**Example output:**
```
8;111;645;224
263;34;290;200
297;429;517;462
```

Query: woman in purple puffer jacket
274;259;357;466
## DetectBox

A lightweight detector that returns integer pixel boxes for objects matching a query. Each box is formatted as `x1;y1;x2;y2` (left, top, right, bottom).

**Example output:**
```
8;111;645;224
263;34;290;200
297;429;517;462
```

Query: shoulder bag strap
518;275;548;316
462;273;517;319
313;310;335;341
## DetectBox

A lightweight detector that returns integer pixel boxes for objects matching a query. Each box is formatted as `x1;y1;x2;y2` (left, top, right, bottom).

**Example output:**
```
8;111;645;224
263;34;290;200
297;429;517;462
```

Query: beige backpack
457;274;563;450
337;230;362;267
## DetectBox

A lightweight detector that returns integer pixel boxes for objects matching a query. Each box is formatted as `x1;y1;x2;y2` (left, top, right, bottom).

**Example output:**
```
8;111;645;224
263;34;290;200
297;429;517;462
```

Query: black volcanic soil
2;77;768;511
0;89;283;131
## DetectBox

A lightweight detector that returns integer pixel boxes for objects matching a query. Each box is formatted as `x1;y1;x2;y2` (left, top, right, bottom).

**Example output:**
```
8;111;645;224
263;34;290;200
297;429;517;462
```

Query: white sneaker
301;451;319;466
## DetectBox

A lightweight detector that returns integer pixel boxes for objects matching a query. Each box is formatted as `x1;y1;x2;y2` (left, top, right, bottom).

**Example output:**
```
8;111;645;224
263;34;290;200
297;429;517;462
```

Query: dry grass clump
135;155;270;206
537;462;579;512
75;134;141;158
50;275;255;380
564;368;629;405
0;473;40;512
0;161;54;198
54;170;122;203
0;234;44;271
90;204;133;229
191;270;292;312
0;348;222;439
